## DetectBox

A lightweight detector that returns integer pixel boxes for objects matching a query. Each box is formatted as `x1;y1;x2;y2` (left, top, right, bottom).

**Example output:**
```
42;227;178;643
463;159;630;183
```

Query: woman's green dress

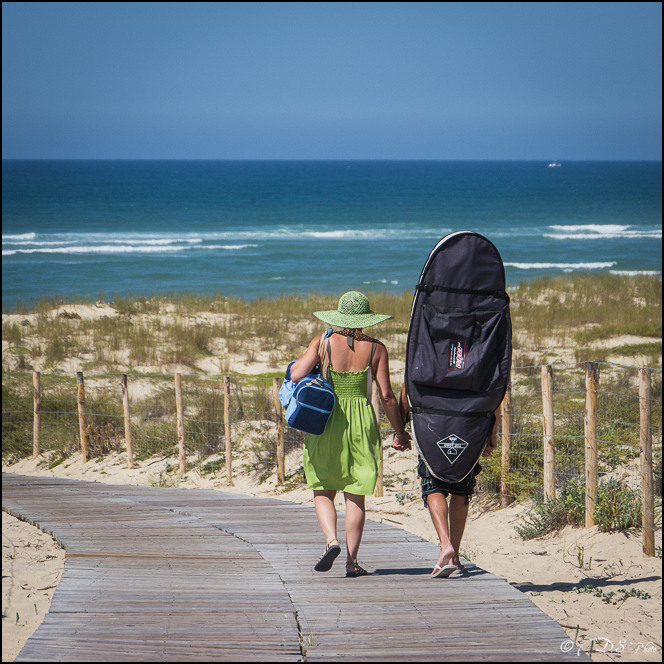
303;366;380;495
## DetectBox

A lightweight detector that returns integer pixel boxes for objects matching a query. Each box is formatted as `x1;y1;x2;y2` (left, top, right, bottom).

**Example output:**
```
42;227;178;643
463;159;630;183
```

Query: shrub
515;476;642;540
594;477;642;532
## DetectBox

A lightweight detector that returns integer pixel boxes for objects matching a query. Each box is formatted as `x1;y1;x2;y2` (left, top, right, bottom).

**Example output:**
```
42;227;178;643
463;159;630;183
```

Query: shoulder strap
318;328;334;382
366;342;377;406
417;282;509;301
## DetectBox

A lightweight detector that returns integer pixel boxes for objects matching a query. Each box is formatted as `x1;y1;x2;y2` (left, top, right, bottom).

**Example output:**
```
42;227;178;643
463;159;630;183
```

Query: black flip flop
314;543;341;572
345;562;369;578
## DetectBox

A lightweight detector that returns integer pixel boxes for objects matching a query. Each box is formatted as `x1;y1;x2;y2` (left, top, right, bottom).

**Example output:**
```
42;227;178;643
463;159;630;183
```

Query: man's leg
425;491;456;572
448;493;470;569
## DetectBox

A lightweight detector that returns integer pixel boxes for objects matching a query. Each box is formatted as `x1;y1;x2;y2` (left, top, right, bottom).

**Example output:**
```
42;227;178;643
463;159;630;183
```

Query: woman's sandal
345;562;369;578
314;541;341;572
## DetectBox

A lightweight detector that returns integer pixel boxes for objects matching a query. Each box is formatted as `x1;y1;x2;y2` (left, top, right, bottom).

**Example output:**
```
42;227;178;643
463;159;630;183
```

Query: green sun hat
313;291;392;329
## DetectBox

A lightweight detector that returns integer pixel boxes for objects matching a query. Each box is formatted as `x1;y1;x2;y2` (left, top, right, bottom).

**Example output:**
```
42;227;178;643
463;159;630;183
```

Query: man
393;384;498;577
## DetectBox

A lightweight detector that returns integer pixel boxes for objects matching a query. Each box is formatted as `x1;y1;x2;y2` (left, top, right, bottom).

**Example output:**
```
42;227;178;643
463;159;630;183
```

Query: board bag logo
448;340;466;370
436;434;469;465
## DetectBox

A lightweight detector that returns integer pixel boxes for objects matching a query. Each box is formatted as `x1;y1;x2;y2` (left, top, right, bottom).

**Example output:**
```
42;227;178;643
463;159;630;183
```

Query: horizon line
2;157;662;163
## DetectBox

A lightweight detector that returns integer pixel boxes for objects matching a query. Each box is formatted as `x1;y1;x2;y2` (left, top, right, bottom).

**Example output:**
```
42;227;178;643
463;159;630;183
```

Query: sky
2;2;662;160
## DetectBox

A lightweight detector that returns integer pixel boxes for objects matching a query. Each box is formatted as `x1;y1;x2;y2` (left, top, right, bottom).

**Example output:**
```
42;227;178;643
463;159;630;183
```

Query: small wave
203;244;259;250
545;224;661;240
4;240;78;247
6;245;192;255
549;224;630;234
111;238;203;246
2;232;37;242
303;230;382;240
505;262;616;270
4;242;260;256
610;270;661;276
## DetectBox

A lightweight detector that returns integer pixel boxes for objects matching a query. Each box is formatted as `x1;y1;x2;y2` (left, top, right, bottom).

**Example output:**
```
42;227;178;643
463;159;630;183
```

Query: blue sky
2;2;661;160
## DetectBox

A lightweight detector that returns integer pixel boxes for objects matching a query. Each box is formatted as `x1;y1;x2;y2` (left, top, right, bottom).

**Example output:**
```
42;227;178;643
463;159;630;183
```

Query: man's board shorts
417;457;482;507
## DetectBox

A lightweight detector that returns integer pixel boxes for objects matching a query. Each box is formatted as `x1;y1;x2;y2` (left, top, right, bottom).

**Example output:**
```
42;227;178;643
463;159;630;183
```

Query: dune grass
2;274;661;510
3;273;661;374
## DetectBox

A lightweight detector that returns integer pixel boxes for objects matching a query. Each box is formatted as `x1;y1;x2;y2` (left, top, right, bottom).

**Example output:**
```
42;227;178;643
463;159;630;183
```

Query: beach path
2;474;588;662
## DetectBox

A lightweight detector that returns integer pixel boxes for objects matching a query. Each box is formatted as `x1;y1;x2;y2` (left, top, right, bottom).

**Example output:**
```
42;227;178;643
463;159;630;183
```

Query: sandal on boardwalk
314;542;341;572
346;562;369;578
431;563;456;578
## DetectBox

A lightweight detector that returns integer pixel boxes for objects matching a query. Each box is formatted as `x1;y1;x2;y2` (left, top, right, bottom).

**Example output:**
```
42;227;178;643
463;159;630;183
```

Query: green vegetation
514;477;643;540
572;584;651;605
3;274;662;509
2;273;661;373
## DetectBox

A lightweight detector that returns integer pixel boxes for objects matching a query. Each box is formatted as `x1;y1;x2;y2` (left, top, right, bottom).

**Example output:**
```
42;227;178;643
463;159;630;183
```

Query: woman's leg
313;490;339;545
343;492;366;564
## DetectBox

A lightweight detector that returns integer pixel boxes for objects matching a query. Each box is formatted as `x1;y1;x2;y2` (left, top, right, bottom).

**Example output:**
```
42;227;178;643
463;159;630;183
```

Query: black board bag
405;231;512;483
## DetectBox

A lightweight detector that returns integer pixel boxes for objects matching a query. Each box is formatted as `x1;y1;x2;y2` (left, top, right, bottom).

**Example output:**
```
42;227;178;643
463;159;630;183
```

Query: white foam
4;242;259;256
2;232;37;242
6;245;192;255
610;270;661;276
505;262;616;270
549;224;630;234
545;224;661;240
203;244;258;250
303;230;380;239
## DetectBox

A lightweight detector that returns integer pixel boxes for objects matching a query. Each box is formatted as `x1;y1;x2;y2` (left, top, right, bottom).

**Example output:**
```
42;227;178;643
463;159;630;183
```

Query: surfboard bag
405;231;512;483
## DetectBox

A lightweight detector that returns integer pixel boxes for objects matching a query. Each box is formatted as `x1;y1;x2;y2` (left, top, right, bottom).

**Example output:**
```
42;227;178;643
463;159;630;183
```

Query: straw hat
313;291;392;329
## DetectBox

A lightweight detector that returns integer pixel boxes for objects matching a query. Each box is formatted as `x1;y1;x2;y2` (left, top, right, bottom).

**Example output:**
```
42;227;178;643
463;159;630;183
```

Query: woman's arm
289;334;323;383
392;382;411;450
373;344;410;447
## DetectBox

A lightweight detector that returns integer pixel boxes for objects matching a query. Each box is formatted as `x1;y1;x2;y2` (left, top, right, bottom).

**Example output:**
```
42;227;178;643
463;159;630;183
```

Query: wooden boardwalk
2;474;588;662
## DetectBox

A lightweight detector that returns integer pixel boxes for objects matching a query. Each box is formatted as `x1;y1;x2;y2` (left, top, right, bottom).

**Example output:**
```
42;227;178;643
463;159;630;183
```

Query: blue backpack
279;328;337;435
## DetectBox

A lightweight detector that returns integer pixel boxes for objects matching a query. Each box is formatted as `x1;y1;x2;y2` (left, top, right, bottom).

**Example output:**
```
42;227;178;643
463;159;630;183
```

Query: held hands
481;427;498;457
392;430;411;451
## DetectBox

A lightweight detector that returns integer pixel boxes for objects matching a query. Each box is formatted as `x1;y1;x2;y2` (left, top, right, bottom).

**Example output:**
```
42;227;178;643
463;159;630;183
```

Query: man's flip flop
431;564;456;578
314;543;341;572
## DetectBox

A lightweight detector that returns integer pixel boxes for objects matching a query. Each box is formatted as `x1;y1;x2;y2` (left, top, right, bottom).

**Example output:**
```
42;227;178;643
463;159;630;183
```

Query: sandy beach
2;286;662;661
2;510;65;662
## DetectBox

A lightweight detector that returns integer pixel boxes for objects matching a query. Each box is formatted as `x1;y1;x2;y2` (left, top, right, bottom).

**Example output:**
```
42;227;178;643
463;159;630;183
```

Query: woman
290;291;411;577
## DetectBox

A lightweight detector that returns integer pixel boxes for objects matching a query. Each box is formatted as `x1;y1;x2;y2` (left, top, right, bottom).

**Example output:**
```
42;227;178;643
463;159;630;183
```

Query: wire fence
2;362;661;554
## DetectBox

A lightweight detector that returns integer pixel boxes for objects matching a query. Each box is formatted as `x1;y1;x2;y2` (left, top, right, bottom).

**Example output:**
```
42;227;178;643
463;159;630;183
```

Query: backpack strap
417;282;509;301
366;342;377;406
412;406;494;419
318;328;334;382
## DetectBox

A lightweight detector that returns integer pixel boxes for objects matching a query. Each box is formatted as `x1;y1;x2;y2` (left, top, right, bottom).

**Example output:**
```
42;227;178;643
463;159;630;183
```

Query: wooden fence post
500;382;513;507
32;371;41;458
372;387;383;497
76;371;89;463
584;362;599;528
224;377;233;484
273;377;285;483
121;374;134;469
175;373;186;476
639;368;655;557
541;365;555;500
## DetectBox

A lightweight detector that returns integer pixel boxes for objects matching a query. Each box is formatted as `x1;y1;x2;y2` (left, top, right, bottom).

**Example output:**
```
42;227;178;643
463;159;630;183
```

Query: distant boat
548;161;562;168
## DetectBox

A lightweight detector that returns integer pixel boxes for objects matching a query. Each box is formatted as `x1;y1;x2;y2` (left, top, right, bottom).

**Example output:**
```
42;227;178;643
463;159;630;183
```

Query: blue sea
2;160;661;311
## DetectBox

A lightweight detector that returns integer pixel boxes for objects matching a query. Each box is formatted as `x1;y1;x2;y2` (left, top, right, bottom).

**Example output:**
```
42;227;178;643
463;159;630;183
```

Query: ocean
2;160;661;311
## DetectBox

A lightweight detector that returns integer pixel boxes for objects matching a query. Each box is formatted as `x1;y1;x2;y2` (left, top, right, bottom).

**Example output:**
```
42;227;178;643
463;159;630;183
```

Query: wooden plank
3;473;588;662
